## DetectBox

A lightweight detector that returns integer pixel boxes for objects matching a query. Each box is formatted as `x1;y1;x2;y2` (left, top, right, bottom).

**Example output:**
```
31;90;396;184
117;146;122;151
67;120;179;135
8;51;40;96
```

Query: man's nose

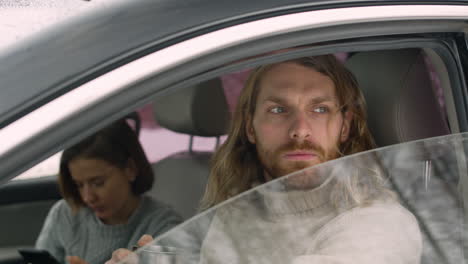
288;112;312;140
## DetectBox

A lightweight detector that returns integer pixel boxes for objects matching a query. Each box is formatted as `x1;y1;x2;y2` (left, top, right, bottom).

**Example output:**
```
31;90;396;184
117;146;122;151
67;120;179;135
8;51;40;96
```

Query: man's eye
269;106;285;114
313;106;328;113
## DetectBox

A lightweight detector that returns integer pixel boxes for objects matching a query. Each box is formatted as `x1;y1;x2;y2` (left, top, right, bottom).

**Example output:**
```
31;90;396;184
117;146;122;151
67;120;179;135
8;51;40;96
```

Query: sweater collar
257;178;333;218
92;195;147;228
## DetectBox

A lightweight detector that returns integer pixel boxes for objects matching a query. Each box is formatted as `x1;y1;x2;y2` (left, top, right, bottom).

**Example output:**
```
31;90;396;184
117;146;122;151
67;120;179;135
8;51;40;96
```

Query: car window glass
131;132;468;264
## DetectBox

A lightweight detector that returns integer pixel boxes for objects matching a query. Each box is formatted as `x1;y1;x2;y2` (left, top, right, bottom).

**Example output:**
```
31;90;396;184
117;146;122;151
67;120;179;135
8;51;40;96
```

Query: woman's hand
67;256;88;264
104;234;154;264
136;235;154;247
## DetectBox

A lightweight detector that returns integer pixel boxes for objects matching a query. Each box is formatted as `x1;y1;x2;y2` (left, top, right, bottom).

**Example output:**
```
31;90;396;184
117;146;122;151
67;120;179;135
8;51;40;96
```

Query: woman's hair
59;119;154;211
200;54;376;210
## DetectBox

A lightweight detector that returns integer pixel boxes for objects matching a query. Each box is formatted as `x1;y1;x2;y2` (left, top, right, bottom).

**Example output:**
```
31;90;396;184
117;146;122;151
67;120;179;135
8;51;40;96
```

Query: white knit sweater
199;185;422;264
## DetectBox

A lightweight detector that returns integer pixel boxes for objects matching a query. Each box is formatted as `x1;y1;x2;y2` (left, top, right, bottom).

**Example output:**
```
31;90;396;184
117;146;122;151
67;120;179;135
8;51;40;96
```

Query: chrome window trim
1;4;468;156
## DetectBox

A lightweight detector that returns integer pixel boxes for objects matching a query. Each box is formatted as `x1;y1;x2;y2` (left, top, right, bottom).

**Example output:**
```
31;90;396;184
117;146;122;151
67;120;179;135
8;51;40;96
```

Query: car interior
0;46;461;264
346;48;457;264
0;76;231;264
149;78;230;219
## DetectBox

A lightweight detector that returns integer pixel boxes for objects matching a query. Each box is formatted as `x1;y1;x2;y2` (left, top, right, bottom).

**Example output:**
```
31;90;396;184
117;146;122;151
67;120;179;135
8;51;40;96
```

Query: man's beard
256;138;341;182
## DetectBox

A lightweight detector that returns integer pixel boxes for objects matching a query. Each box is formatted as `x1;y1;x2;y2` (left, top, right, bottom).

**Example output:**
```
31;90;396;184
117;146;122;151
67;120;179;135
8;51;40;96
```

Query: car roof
0;0;466;128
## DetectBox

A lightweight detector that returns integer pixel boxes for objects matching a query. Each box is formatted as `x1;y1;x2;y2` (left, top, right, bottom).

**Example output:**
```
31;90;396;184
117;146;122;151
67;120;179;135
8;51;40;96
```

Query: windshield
124;132;468;264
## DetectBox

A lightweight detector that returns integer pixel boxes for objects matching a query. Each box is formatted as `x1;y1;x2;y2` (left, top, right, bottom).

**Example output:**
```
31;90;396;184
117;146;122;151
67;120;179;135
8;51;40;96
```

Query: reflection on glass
127;133;468;264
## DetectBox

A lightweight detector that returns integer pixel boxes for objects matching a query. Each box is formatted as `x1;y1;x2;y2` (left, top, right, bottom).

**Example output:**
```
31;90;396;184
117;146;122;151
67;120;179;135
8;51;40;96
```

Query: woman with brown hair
35;119;181;264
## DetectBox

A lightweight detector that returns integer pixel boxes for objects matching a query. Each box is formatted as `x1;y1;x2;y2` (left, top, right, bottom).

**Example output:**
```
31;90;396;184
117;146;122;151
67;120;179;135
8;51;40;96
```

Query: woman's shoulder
140;195;183;220
44;199;78;228
132;195;183;235
49;199;72;216
49;199;93;223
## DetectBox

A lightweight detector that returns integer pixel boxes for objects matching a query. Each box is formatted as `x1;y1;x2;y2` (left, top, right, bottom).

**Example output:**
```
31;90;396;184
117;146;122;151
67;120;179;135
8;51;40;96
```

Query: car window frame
1;4;468;184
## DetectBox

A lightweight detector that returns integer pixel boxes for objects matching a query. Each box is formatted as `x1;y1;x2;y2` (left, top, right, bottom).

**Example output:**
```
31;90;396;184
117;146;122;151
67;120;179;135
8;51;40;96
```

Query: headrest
345;49;449;146
152;78;230;137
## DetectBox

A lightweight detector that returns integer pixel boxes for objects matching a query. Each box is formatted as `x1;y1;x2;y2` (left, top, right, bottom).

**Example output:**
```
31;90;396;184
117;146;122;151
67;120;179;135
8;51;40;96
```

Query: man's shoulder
335;200;418;227
358;200;412;215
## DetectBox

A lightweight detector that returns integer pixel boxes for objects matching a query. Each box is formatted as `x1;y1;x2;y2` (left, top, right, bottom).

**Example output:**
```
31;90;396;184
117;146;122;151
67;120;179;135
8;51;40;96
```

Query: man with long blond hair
193;54;421;264
200;55;376;209
107;54;422;264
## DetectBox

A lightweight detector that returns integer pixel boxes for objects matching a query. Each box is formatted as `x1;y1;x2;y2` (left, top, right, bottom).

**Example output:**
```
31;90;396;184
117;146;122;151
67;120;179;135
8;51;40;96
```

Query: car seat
148;78;229;219
346;48;456;264
345;48;450;146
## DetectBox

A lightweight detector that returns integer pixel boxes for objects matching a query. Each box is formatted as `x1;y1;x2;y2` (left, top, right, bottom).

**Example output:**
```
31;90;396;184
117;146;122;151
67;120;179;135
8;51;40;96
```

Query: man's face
246;62;352;181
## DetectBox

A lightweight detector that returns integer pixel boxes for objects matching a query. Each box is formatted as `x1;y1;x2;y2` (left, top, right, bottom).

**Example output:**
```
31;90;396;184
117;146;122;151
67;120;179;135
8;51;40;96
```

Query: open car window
125;132;468;264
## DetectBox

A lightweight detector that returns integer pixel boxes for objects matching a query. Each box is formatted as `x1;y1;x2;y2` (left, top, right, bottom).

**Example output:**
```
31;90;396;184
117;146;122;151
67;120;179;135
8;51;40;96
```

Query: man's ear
245;116;256;144
340;111;353;142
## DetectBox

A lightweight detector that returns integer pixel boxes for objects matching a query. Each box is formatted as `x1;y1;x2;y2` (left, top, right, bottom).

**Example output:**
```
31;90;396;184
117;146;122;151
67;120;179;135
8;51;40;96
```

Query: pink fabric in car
137;103;159;129
220;68;251;113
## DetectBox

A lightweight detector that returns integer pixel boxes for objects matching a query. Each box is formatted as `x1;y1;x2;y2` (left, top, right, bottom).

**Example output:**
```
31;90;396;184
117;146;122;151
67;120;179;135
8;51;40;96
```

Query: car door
0;1;468;264
139;133;468;264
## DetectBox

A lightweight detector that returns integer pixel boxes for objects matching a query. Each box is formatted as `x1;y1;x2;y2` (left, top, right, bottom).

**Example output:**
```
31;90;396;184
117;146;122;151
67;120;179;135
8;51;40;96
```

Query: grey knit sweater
35;195;182;264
